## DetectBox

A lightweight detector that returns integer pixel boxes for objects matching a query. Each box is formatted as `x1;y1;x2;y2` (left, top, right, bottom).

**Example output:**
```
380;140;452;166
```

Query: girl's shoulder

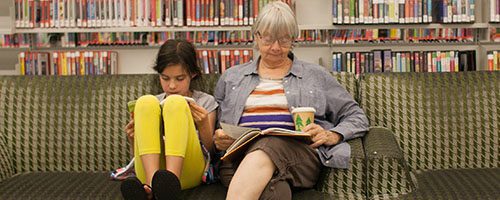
192;90;214;100
192;90;218;112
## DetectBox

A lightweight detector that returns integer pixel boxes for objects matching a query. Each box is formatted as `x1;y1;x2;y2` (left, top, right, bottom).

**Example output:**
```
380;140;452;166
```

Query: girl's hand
214;129;235;151
188;101;209;127
124;113;134;144
302;123;342;148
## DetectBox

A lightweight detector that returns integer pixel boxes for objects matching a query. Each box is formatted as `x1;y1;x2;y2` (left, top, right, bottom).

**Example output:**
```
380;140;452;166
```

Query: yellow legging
134;94;205;190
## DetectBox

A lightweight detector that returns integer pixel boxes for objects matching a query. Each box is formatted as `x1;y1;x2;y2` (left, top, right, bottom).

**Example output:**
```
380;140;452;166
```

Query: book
127;96;195;113
220;123;311;161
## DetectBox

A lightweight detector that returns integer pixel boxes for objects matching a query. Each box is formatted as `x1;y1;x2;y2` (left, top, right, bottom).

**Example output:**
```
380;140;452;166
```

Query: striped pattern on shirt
238;78;295;130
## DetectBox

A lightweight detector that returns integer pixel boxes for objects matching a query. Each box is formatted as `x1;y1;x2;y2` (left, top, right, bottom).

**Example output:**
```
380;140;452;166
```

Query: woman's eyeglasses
256;32;293;48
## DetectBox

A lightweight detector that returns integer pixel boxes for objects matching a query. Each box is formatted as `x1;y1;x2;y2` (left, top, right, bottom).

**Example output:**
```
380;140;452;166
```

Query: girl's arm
189;102;216;153
196;111;217;153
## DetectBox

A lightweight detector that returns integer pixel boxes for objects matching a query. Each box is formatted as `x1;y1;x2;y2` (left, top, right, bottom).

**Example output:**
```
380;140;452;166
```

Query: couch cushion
0;172;122;200
359;72;499;171
395;168;500;200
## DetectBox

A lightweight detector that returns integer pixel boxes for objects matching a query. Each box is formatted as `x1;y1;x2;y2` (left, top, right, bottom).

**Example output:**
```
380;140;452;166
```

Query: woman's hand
213;129;235;151
303;123;342;148
124;113;134;144
188;102;209;128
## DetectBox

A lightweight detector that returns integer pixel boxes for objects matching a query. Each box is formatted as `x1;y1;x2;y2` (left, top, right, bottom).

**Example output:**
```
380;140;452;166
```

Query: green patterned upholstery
359;72;500;199
317;138;366;200
363;127;415;199
395;168;500;200
0;136;14;183
0;73;365;199
0;75;162;173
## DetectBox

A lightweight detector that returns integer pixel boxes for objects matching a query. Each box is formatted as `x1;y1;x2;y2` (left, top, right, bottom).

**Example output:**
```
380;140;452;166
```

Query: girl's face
159;64;195;97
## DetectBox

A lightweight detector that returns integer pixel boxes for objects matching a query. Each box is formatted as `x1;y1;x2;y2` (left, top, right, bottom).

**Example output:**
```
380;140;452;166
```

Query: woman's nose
269;41;281;51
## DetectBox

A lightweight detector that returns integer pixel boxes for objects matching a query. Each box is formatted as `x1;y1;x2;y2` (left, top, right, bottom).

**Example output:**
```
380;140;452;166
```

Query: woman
213;2;369;199
121;39;218;200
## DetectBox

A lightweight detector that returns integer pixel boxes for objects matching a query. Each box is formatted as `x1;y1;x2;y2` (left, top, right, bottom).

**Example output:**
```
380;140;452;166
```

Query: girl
121;39;218;200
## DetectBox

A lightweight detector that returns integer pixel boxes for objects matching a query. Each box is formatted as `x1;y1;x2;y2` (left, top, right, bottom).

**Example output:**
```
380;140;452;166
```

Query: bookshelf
0;0;499;75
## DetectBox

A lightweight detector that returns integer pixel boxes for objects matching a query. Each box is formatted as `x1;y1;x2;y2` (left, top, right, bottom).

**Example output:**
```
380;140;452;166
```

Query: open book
220;123;311;161
127;96;195;113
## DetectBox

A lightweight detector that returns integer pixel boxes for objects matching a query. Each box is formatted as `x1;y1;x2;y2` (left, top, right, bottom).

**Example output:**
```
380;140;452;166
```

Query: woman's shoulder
222;61;255;77
295;59;331;76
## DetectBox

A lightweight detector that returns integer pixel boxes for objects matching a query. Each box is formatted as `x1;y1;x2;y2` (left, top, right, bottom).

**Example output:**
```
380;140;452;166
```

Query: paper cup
291;107;316;131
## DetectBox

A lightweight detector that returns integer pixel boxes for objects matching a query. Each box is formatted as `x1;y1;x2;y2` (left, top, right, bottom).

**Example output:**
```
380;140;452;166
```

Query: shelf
0;44;254;51
11;23;493;34
299;23;490;30
489;23;500;28
0;47;28;51
2;42;487;51
14;26;253;33
479;41;500;45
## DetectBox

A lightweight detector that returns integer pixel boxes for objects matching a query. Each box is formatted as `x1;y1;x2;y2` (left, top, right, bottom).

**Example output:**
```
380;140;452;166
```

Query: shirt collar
242;52;303;78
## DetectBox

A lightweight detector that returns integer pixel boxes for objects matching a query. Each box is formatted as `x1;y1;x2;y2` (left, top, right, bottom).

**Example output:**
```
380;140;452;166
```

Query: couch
0;71;498;200
359;72;499;200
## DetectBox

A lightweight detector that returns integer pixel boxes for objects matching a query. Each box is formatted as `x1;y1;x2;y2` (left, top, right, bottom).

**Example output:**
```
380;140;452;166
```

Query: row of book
330;28;474;43
491;0;500;22
1;31;254;48
15;0;291;28
196;49;253;74
332;0;476;24
487;50;500;71
0;28;477;48
58;30;254;47
18;51;118;75
331;50;477;73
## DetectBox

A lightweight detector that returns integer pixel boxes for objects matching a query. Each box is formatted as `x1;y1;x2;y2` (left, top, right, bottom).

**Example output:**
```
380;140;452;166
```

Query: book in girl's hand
127;96;196;113
220;123;311;161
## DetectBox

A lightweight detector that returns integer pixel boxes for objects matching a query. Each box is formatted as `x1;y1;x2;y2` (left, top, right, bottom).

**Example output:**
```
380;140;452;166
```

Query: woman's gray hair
252;1;298;47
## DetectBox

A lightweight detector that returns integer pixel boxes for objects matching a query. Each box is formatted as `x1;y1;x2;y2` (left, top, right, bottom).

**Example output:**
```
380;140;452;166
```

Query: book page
225;130;260;154
220;122;260;139
261;127;310;136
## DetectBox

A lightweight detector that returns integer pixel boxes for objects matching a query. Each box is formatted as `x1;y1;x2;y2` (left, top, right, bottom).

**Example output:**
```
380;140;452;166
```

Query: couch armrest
364;127;416;199
0;136;14;182
316;137;366;200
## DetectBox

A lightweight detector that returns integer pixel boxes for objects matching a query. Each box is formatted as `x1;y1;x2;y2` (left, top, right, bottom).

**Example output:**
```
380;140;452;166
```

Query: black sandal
120;177;149;200
151;170;181;200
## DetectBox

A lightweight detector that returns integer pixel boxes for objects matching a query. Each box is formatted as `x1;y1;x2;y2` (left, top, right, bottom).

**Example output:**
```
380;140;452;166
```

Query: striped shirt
238;77;295;130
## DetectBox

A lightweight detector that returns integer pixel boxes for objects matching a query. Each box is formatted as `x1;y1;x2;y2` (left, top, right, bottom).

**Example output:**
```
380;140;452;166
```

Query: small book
127;96;195;113
220;123;311;161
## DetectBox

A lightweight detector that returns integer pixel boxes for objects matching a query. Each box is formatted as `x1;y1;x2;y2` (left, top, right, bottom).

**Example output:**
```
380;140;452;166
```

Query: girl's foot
120;177;148;200
152;170;181;200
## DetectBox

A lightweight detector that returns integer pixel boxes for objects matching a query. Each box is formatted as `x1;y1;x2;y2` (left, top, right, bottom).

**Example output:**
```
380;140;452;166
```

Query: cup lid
291;107;316;113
